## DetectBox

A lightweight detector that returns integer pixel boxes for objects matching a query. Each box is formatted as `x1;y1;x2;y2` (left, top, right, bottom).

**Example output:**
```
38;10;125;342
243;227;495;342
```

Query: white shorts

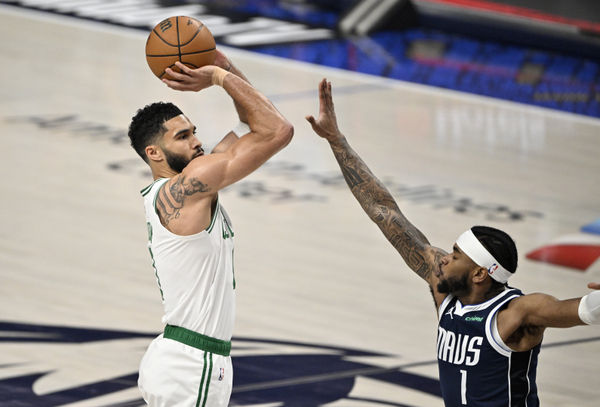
138;334;233;407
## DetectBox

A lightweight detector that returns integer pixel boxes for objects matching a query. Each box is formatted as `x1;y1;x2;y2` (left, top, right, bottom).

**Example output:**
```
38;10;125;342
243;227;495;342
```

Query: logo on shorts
218;367;225;381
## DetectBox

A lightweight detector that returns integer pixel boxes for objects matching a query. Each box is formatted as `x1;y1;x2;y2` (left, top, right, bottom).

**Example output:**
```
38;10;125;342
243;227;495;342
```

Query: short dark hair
128;102;183;162
472;225;518;274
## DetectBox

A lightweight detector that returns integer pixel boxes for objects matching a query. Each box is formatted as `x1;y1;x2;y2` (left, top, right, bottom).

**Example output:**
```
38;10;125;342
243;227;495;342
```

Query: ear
145;145;163;163
472;266;488;284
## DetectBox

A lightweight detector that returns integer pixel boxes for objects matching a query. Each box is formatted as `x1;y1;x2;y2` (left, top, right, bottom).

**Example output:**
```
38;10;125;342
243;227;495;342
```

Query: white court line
2;1;599;127
232;360;438;393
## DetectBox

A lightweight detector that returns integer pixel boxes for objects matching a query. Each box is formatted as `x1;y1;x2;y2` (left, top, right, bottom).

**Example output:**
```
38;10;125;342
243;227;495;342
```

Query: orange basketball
145;16;216;80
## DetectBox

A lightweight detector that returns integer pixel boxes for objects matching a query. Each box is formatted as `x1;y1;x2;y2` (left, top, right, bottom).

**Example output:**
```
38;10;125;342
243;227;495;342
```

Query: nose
441;254;450;265
191;136;202;149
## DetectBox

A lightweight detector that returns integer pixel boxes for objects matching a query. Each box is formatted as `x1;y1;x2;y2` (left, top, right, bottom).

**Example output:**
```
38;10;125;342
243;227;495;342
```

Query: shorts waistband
163;325;231;356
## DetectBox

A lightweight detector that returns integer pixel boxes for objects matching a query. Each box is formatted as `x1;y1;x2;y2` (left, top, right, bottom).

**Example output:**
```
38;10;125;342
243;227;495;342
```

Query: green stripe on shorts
202;353;214;407
195;351;208;407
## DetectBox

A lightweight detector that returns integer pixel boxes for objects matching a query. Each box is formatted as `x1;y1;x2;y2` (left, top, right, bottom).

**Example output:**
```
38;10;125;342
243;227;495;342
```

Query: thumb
306;116;319;130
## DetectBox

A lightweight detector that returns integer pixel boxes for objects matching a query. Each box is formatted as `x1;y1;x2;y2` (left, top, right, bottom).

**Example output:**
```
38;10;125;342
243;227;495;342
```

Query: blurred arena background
0;1;599;406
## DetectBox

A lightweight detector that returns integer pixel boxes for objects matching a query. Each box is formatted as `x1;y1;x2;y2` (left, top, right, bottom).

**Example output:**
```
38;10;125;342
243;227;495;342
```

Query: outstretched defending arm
498;283;600;351
306;79;446;306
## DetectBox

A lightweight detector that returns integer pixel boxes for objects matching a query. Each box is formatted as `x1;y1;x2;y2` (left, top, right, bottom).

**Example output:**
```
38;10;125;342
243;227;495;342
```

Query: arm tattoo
330;139;435;281
156;175;210;225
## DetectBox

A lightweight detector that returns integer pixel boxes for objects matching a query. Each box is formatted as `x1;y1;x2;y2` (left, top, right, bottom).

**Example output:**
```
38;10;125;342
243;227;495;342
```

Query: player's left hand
163;62;215;92
213;49;232;72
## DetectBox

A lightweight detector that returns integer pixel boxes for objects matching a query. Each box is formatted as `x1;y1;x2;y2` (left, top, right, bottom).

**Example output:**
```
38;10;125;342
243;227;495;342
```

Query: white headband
455;229;513;284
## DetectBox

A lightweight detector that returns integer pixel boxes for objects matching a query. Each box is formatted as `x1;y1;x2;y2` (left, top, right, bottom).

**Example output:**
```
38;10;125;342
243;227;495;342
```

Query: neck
151;164;178;180
457;284;505;305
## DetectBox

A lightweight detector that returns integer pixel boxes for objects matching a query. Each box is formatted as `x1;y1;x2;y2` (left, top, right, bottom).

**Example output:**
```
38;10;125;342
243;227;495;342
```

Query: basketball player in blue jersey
127;50;293;407
307;78;600;407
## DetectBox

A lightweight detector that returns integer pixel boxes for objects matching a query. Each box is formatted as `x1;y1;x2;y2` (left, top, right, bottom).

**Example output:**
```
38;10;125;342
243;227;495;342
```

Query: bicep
514;294;583;328
211;132;239;154
185;131;286;192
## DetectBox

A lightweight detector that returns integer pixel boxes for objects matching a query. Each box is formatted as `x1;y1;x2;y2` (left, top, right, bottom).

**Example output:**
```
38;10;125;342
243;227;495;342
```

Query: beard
437;273;470;296
163;148;192;173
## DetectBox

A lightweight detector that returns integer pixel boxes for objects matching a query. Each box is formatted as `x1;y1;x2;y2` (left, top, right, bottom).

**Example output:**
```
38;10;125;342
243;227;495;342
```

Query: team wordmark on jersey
436;327;483;366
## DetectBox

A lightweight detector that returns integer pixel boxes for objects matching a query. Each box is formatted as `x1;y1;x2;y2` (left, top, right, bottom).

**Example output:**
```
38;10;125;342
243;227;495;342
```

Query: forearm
328;137;429;243
224;61;251;124
329;137;393;217
327;136;439;282
217;69;288;139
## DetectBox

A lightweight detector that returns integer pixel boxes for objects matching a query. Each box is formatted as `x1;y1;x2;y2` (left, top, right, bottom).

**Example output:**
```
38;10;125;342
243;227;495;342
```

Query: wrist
211;66;229;87
578;291;600;325
328;133;347;146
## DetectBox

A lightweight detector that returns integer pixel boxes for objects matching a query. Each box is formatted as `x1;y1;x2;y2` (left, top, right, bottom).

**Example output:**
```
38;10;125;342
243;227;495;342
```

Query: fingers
162;78;186;91
317;78;334;109
175;61;194;75
164;63;191;81
588;282;600;290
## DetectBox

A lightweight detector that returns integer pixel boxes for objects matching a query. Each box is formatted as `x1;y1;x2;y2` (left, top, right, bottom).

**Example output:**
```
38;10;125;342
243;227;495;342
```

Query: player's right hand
163;62;215;92
306;78;344;142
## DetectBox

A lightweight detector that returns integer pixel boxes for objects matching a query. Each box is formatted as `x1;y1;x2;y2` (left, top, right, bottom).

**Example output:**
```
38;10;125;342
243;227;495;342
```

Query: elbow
274;120;294;149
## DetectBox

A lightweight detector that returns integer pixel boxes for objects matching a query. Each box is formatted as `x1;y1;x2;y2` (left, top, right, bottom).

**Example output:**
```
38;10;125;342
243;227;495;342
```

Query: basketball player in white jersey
307;78;600;407
127;50;293;407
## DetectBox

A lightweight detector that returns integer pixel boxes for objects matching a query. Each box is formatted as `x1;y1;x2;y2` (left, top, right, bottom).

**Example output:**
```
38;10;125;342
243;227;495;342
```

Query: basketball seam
151;28;178;48
176;16;182;63
146;48;216;58
180;23;204;47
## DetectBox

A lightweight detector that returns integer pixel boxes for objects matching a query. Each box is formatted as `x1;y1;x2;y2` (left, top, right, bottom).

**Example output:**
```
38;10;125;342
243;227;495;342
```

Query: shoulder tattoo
156;175;210;225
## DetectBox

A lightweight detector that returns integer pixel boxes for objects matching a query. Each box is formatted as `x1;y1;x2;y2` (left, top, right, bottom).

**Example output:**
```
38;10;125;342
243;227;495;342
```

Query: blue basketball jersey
437;288;540;407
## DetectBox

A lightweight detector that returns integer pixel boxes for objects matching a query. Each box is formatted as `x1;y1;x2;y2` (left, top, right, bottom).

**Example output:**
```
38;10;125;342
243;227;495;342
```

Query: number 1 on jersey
460;369;467;405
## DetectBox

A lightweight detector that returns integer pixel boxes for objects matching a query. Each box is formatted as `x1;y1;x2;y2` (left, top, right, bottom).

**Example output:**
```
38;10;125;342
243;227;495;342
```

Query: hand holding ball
145;16;216;80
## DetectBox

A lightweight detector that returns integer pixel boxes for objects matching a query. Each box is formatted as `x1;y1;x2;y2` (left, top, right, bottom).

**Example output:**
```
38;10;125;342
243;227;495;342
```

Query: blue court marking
582;218;600;235
0;322;599;406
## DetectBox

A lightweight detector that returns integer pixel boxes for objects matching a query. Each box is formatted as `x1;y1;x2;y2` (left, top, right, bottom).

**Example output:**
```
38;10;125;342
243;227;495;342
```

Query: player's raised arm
164;61;293;192
210;50;251;154
306;79;446;304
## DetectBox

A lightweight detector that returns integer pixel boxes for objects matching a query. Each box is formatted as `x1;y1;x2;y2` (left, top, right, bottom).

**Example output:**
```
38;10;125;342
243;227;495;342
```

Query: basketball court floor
1;4;599;406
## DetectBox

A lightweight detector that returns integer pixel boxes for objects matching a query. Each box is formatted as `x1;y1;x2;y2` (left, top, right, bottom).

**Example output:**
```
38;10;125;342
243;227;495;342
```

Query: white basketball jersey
141;178;236;341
